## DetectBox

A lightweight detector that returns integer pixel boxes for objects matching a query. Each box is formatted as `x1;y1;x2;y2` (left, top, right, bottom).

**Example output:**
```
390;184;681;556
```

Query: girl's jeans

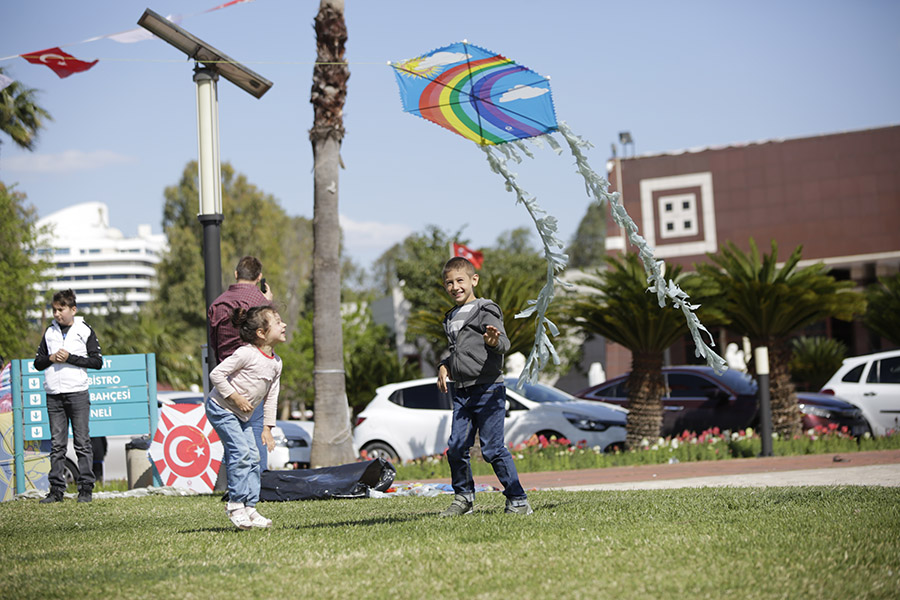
205;399;260;507
446;382;526;501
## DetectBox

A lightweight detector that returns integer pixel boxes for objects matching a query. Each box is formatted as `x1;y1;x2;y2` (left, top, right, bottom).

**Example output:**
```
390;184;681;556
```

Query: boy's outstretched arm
437;364;449;393
483;325;501;348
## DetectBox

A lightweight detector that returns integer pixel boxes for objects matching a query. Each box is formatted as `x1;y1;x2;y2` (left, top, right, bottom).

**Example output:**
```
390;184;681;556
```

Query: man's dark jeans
446;382;526;500
47;390;94;491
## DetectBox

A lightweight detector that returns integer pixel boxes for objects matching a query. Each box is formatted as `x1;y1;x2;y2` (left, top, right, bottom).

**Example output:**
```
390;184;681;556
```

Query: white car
820;349;900;436
352;377;627;463
269;420;314;469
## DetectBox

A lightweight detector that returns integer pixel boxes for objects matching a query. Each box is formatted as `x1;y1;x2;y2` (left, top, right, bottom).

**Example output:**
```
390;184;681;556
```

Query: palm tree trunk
769;337;802;438
309;0;354;467
625;351;665;449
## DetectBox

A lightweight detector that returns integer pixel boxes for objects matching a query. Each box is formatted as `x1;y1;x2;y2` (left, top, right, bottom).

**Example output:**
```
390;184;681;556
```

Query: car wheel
64;458;79;486
536;430;565;443
362;442;399;463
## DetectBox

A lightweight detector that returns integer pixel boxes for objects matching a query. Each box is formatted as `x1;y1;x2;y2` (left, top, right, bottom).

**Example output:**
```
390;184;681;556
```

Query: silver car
353;377;627;463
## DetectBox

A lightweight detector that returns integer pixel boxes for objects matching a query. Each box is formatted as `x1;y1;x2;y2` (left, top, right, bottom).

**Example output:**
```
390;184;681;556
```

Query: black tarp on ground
259;458;396;501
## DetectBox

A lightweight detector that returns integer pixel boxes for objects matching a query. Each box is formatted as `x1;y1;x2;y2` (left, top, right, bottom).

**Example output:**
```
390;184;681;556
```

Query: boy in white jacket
34;290;103;503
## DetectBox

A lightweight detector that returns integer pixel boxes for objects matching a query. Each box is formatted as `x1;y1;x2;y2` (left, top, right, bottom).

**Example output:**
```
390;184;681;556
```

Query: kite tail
481;144;569;387
557;121;727;373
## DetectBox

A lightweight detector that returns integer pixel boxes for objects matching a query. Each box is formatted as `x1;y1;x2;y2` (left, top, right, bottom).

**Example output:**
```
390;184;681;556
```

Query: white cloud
3;150;137;173
416;51;470;70
499;84;549;102
339;214;412;254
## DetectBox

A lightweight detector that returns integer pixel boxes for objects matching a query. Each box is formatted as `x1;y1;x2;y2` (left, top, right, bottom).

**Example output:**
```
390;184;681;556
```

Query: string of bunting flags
0;0;255;80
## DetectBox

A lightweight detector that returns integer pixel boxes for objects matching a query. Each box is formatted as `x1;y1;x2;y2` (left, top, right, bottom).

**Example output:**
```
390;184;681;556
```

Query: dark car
575;366;871;437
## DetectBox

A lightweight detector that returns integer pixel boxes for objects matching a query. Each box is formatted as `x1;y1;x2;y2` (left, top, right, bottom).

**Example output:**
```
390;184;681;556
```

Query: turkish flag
453;242;484;270
21;47;98;79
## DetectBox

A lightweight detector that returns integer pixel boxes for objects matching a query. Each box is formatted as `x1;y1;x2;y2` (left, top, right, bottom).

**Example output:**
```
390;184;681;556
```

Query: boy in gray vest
34;289;103;503
437;257;532;516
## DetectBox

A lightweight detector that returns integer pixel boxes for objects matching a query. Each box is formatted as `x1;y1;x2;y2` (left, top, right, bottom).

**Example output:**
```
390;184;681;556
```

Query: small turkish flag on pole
452;242;485;270
21;47;98;79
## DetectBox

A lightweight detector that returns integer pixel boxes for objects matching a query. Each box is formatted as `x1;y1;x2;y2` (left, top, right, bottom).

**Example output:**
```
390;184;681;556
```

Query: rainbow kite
391;42;727;384
391;41;557;146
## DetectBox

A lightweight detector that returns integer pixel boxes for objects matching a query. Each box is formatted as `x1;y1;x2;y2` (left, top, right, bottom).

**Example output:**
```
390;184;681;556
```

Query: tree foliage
372;225;462;315
566;200;607;269
789;336;847;392
0;183;50;359
695;239;866;436
864;273;900;347
563;252;701;447
152;161;313;389
83;306;202;391
0;69;52;153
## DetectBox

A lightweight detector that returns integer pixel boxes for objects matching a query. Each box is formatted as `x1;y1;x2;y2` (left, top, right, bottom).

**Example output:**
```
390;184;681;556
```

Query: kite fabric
391;41;558;146
391;42;727;385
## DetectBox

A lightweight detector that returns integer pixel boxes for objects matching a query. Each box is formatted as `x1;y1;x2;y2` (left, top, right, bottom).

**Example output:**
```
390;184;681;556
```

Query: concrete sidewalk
408;449;900;491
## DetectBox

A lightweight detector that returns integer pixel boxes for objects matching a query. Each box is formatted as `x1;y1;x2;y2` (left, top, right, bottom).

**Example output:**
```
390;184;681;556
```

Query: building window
658;193;698;239
55;248;70;255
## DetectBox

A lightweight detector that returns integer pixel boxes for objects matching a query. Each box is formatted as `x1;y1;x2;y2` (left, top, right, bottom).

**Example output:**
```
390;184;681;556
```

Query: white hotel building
35;202;167;315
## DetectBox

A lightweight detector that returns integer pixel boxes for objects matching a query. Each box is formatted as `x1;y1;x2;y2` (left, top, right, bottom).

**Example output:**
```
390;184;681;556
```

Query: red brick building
599;125;900;380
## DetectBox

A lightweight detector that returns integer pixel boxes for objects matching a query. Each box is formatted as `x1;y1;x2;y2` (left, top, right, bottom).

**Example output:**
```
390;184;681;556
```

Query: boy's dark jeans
47;390;94;491
446;382;526;500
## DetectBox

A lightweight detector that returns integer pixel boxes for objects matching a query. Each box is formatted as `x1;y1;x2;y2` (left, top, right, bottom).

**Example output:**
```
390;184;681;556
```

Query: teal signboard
10;353;157;494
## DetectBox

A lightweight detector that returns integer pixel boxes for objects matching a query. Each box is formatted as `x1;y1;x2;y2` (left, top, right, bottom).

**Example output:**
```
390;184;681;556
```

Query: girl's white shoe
246;508;272;529
226;502;252;530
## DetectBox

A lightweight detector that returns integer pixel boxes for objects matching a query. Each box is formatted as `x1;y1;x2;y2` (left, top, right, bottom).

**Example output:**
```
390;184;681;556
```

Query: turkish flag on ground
21;47;98;79
452;242;484;270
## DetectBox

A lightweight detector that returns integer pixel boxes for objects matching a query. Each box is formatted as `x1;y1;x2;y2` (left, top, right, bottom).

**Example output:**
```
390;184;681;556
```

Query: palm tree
0;69;52;155
308;0;355;466
565;253;704;448
864;273;900;347
696;240;865;437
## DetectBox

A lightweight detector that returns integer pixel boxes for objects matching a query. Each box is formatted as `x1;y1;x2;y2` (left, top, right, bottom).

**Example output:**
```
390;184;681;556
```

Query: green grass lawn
2;487;898;599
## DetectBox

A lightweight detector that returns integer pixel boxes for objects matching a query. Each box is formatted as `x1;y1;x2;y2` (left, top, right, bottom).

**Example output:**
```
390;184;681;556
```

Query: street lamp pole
194;66;224;378
755;346;774;457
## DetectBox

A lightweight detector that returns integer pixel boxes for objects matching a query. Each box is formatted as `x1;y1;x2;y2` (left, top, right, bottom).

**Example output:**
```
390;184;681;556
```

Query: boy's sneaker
505;499;533;515
40;489;64;504
439;494;474;517
246;508;272;529
226;502;252;530
77;486;93;503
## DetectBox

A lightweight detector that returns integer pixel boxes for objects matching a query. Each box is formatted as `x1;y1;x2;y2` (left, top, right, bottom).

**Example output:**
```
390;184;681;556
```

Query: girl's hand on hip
230;393;252;412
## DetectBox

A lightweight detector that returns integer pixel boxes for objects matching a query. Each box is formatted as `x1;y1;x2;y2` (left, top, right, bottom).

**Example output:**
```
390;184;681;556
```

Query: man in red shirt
208;256;274;476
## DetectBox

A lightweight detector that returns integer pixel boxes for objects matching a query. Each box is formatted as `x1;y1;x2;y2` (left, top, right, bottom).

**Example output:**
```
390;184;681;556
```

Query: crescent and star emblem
39;53;68;65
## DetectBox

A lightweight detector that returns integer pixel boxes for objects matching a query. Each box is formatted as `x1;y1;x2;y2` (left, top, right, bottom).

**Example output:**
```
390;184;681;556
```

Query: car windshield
710;368;758;395
505;378;575;403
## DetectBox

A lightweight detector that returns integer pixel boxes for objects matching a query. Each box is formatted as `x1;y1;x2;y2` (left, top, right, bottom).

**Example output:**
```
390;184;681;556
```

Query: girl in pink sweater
206;305;286;529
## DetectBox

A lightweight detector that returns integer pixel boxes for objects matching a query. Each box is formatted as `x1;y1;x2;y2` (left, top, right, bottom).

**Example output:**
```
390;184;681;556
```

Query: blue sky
2;0;898;267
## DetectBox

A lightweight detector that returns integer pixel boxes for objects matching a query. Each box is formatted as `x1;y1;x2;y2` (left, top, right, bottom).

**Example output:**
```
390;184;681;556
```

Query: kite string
481;142;569;387
556;121;727;373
